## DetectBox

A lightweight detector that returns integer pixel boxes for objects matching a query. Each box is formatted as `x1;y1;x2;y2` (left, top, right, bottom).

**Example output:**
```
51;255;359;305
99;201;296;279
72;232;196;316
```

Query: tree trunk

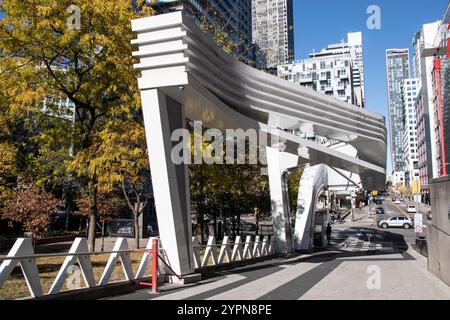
101;221;105;252
134;214;140;249
231;215;236;238
199;206;205;245
256;213;259;236
88;179;97;252
213;214;217;240
134;202;144;249
223;210;227;237
65;210;70;232
237;214;241;236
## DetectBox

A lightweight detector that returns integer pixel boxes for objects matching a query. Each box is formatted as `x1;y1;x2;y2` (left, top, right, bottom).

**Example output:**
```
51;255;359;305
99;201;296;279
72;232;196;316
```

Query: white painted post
98;238;134;286
201;236;218;268
191;236;201;269
0;238;43;298
49;238;95;294
217;236;231;264
242;236;254;260
231;236;243;262
252;236;262;258
261;236;269;255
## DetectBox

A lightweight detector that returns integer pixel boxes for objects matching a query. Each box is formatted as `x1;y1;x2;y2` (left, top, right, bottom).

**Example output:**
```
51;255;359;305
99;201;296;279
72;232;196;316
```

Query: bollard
151;238;158;294
135;238;159;294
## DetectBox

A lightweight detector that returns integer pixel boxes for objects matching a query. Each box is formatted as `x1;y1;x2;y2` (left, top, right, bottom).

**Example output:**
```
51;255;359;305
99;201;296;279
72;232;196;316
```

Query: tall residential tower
278;32;366;108
386;49;410;174
412;21;440;195
251;0;294;69
401;78;420;187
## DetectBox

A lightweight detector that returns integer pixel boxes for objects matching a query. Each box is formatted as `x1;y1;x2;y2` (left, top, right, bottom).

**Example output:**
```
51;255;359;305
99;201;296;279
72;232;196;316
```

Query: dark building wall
286;0;295;64
148;0;253;63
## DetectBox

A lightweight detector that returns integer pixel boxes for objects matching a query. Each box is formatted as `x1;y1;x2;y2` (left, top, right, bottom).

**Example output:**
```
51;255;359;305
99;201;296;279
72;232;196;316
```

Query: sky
292;0;449;173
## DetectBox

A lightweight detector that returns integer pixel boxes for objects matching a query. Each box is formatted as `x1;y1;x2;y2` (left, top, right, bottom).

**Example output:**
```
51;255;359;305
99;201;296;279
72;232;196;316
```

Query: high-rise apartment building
412;21;440;195
277;32;365;108
401;78;420;187
430;6;449;178
251;0;294;69
347;32;366;108
147;0;253;62
386;49;410;173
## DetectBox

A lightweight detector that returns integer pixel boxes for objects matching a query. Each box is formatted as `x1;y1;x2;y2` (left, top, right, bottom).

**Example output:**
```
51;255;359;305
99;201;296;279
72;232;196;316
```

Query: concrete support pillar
293;164;327;251
141;89;194;276
266;146;299;255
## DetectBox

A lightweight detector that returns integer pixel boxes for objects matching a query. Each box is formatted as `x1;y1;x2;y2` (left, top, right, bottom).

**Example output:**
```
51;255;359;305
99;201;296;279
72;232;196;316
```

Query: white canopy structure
131;11;387;277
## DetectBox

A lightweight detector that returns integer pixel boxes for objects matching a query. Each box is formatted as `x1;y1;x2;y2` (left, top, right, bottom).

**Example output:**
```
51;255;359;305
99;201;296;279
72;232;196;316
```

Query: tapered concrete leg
141;89;193;276
266;146;299;255
294;165;327;251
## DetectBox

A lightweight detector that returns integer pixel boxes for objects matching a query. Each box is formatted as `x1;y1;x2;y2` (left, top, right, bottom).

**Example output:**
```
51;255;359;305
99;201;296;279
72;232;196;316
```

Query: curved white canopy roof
131;11;387;190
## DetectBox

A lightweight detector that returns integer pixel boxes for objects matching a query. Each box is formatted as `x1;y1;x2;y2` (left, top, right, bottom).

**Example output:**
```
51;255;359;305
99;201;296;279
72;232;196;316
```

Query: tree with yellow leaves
0;0;154;250
91;118;151;249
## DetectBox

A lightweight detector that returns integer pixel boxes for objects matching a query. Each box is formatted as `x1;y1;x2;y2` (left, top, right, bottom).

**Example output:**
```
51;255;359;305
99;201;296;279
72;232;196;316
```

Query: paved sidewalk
107;239;450;300
105;202;449;300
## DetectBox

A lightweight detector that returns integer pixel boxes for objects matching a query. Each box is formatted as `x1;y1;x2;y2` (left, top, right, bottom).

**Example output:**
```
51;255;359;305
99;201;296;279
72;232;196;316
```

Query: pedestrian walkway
106;234;450;300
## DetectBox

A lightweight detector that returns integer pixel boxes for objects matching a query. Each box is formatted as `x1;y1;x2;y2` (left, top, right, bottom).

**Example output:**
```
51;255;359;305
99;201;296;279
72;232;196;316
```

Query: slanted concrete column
294;165;327;251
266;146;299;255
141;89;194;276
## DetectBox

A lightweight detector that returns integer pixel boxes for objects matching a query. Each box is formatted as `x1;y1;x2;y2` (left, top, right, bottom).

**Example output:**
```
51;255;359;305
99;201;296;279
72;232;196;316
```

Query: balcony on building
298;75;313;83
336;82;346;91
339;72;349;79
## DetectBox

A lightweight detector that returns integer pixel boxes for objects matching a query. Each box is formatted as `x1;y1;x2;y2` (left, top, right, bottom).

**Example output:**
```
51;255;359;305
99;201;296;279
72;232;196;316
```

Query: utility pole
351;191;356;222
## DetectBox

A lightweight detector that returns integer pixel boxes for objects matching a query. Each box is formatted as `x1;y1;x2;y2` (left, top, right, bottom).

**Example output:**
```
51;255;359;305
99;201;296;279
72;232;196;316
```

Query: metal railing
192;235;275;269
0;234;276;299
0;237;163;299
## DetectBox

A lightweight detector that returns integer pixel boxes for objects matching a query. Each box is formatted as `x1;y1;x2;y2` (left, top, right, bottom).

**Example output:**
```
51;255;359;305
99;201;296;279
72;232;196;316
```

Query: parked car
240;221;256;232
407;205;417;214
376;207;385;215
395;199;401;204
378;216;414;229
117;221;134;236
116;222;158;237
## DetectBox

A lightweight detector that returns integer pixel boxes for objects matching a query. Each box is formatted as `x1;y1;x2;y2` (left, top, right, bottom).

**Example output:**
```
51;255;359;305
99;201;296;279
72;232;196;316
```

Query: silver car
378;216;414;229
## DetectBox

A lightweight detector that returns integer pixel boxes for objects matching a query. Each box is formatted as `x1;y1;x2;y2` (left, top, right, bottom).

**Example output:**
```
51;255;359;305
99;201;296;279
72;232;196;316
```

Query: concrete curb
194;255;277;275
26;276;166;300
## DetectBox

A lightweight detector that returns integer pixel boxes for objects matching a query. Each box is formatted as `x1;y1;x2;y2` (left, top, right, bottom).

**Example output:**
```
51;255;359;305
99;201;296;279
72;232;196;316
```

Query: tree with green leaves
0;0;154;250
93;118;151;249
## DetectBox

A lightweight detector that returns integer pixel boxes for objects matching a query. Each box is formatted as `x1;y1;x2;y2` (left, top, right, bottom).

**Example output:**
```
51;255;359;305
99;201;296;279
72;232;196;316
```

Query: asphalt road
371;198;427;244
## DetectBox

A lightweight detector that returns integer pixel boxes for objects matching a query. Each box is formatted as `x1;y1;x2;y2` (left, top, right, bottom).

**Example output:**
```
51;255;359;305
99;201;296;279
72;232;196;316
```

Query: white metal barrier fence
192;235;275;269
0;235;274;299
